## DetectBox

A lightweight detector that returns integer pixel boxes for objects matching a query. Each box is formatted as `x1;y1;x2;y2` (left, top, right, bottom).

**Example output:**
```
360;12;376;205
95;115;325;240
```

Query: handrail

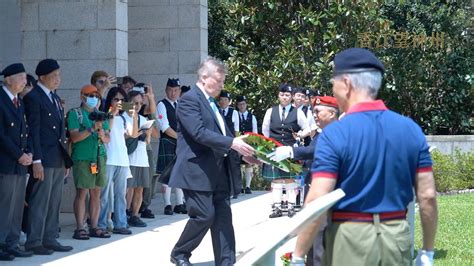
236;189;345;266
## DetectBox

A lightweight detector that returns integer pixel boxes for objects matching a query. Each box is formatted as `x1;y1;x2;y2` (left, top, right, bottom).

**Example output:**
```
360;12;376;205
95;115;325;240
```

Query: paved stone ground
6;191;296;266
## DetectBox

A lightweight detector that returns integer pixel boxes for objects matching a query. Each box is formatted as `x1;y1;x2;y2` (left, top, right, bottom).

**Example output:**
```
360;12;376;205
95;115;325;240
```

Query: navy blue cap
236;95;246;102
333;48;384;76
35;59;60;76
167;78;180;87
220;90;231;99
1;63;26;77
279;83;293;93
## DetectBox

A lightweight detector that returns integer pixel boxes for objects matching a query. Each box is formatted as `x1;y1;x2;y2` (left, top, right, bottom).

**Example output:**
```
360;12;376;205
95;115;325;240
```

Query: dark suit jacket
0;88;32;175
168;85;234;192
23;85;72;168
293;136;318;185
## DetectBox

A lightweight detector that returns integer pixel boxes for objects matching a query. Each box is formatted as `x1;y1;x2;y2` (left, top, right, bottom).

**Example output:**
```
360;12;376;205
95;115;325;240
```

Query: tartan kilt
156;137;177;174
261;164;296;180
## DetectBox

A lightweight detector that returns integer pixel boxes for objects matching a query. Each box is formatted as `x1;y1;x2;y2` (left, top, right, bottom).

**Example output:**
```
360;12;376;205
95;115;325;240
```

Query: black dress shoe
164;205;173;215
173;204;188;214
170;256;193;266
140;208;155;219
245;187;252;194
6;247;33;257
0;250;15;261
26;246;54;255
43;244;73;252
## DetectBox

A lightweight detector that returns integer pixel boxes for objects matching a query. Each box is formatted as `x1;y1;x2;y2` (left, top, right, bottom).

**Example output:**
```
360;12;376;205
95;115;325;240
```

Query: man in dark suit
168;57;255;266
0;63;34;261
23;59;73;255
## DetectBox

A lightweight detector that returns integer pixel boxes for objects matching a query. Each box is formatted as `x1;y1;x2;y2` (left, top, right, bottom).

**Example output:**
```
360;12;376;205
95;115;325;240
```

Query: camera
89;111;113;122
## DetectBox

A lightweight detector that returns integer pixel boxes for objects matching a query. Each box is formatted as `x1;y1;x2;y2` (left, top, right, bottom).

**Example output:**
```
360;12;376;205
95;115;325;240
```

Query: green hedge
432;149;474;192
249;148;474;192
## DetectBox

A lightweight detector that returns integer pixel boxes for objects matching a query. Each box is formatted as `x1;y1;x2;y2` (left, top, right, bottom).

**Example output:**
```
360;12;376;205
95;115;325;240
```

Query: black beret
292;86;305;95
35;59;60;76
236;95;246;103
167;78;180;87
1;63;26;77
220;90;231;99
333;48;384;76
279;83;293;93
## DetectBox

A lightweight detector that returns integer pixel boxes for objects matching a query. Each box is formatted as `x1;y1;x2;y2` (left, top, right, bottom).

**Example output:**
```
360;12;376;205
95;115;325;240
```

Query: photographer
67;85;111;240
124;90;152;227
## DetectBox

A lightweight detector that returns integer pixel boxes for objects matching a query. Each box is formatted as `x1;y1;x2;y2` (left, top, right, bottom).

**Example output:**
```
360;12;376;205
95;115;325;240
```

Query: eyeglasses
85;94;99;98
113;97;124;102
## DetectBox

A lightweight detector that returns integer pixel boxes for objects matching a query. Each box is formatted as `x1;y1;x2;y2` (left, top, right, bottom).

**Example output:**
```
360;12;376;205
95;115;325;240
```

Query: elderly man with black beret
290;48;438;266
23;59;73;255
0;63;34;261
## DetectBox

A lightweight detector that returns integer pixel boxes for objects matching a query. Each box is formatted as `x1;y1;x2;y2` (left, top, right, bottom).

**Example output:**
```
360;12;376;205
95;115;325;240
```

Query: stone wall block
129;29;169;52
39;2;97;30
22;31;46;60
59;59;116;90
128;0;170;7
47;30;90;60
128;5;177;29
116;30;128;60
170;28;201;51
21;2;39;31
129;51;178;75
178;51;201;74
90;30;117;59
178;4;201;28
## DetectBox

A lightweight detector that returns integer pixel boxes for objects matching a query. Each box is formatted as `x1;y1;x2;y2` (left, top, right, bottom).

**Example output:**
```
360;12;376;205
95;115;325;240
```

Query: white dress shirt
262;104;309;137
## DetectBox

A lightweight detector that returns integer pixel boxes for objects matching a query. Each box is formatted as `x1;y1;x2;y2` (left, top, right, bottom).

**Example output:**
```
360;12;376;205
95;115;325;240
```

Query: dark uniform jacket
23;85;72;168
0;87;32;175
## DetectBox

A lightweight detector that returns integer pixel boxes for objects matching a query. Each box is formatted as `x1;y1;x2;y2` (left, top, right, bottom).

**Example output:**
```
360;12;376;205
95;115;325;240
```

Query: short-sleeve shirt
123;112;149;167
67;107;109;162
311;100;432;213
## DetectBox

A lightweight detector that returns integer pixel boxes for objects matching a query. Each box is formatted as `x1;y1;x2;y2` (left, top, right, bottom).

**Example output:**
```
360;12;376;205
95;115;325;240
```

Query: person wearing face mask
67;85;111;240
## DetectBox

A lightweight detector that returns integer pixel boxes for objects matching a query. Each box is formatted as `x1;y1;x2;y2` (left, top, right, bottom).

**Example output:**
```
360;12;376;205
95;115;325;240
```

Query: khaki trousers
323;217;412;266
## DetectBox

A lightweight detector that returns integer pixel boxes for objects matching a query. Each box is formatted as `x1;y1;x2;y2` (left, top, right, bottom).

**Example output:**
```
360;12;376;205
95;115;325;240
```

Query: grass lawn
415;193;474;265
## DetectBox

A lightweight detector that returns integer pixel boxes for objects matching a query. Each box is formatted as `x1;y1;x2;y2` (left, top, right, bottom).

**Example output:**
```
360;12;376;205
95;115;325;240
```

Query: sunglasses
85;94;100;98
96;80;106;85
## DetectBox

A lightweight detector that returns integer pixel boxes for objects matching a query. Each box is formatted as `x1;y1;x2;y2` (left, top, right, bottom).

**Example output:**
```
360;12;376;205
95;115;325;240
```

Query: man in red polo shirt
291;48;438;266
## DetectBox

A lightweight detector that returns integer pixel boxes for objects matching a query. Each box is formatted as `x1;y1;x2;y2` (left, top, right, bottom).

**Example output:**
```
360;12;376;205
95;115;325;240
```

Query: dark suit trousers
172;189;236;266
0;174;27;249
25;167;65;249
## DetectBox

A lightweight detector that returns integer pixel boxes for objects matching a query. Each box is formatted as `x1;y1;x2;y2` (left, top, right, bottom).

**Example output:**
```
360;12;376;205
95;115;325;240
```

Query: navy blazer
23;85;72;168
293;136;318;185
168;85;234;192
0;87;32;175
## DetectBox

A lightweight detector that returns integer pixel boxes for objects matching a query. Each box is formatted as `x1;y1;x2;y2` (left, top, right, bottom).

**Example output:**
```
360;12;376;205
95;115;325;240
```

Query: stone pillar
128;0;208;97
20;0;129;109
19;0;129;212
0;0;22;67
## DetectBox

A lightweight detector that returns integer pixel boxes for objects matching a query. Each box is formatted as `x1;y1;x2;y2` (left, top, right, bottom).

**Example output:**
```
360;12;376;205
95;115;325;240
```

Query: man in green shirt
67;85;111;240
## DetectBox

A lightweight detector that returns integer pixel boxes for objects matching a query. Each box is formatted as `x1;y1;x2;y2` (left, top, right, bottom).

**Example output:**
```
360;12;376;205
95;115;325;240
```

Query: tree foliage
209;0;473;134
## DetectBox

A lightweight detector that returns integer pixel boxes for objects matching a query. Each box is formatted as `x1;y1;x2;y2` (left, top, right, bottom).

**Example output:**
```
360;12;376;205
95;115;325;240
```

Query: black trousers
171;189;235;266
